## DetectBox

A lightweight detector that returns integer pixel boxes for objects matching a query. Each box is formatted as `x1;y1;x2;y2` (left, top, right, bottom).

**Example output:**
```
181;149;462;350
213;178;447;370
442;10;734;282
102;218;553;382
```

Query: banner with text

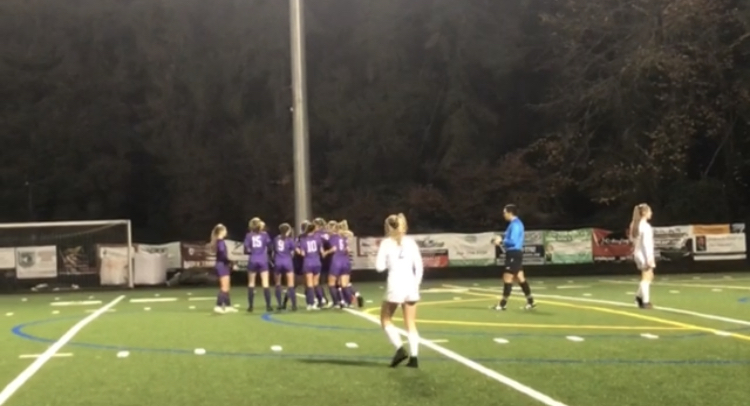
591;228;631;262
437;233;496;266
135;242;182;269
354;234;453;270
653;225;693;261
15;246;58;279
693;223;746;261
495;230;546;265
544;229;593;264
0;248;16;269
181;242;216;269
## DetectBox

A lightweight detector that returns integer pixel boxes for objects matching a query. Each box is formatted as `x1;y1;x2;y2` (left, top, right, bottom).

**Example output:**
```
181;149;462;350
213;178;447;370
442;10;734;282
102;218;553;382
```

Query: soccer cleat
635;296;644;308
277;306;285;312
389;347;409;367
282;296;289;308
642;302;653;309
357;296;364;308
406;357;419;368
224;307;238;313
213;306;225;314
306;305;320;311
491;304;506;311
291;305;298;311
266;306;274;312
246;306;253;313
524;302;537;310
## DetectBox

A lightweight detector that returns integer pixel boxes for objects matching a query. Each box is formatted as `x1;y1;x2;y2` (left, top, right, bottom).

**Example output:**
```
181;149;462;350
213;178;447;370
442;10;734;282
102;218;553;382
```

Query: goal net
0;220;133;292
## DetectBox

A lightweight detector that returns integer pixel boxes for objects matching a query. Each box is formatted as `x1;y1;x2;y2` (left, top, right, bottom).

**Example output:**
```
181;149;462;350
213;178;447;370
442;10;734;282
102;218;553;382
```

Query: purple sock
328;285;340;305
216;291;223;306
315;286;327;303
224;292;231;306
342;286;353;304
305;287;314;305
263;288;272;308
247;288;255;308
288;287;297;307
274;286;283;306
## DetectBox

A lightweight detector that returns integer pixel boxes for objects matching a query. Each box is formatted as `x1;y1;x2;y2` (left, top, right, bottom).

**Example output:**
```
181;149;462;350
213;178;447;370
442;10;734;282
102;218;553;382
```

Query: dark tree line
1;0;749;240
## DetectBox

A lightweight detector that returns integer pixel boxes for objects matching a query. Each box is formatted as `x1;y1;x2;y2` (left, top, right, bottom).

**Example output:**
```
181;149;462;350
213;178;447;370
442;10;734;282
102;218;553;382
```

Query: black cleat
266;306;274;312
642;302;653;310
291;305;298;311
389;347;409;368
491;304;506;311
277;306;285;311
247;307;253;313
635;296;644;308
357;296;364;308
524;302;537;310
406;357;419;368
282;296;289;308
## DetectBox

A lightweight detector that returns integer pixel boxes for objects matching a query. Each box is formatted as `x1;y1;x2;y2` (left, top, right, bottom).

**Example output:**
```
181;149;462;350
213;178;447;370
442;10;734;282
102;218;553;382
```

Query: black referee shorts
503;250;524;274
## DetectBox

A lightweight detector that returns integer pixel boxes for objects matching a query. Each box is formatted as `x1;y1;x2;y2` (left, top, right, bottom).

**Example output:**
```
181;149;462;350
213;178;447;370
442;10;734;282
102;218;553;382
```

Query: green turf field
1;273;749;406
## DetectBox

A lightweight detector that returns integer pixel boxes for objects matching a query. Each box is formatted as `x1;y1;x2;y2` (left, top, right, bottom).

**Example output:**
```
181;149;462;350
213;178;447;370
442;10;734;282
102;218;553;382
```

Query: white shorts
384;285;420;304
633;252;655;271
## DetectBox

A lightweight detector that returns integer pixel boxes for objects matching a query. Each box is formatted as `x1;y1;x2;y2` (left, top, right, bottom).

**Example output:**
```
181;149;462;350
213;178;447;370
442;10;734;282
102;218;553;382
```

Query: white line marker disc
640;333;659;339
582;293;592;297
712;289;722;292
566;336;584;342
365;300;373;304
21;298;27;302
194;348;206;355
669;290;680;294
54;297;60;301
345;342;358;348
186;292;193;296
116;351;130;358
493;338;509;344
144;307;151;311
154;293;160;297
51;310;59;315
715;331;732;337
270;345;282;352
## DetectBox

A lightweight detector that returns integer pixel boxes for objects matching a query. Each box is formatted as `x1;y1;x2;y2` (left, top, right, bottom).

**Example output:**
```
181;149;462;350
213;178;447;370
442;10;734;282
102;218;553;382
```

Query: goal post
0;220;133;291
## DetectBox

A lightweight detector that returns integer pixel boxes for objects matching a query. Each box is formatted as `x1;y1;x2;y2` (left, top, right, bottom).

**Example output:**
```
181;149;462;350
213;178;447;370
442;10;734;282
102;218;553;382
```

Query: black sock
519;281;534;303
499;282;512;307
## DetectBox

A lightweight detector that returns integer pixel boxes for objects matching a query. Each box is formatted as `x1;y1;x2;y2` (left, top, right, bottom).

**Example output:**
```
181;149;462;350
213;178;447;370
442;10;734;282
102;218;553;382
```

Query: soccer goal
0;220;133;291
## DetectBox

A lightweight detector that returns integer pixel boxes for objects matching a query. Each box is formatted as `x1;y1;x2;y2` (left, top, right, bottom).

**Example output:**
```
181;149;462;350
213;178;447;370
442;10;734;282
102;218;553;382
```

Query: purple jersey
298;233;322;265
244;231;271;260
329;234;349;259
274;236;295;260
215;239;231;276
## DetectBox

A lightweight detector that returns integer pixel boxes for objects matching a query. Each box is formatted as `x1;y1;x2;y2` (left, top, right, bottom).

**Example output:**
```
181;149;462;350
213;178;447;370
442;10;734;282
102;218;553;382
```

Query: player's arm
504;223;520;249
411;240;424;285
375;240;388;273
643;226;656;267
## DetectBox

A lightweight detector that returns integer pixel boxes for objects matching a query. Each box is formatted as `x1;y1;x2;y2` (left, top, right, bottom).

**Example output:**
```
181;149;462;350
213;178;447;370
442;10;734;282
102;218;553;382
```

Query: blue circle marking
9;312;750;366
739;297;748;304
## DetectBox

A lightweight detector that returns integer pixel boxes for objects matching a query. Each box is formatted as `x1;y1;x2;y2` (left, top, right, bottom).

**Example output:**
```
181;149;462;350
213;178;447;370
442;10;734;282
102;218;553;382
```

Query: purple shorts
304;264;322;275
274;259;294;274
247;259;269;273
215;263;231;277
329;260;351;277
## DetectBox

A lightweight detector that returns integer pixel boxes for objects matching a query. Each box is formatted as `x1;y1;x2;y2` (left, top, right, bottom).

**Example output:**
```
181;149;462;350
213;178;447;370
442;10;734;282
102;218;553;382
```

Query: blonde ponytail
629;203;651;240
208;223;226;251
384;213;408;245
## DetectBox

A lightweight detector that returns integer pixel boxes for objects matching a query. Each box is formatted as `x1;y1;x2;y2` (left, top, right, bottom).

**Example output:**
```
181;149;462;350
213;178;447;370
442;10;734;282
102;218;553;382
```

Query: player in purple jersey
244;217;273;312
273;223;297;311
312;218;331;307
325;223;352;308
209;224;237;314
338;220;365;307
296;222;325;310
282;220;309;309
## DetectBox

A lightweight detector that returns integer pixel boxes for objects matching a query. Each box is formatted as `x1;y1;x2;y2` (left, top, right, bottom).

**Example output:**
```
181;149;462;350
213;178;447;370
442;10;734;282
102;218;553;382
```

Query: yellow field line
456;287;750;343
600;280;750;290
362;297;688;331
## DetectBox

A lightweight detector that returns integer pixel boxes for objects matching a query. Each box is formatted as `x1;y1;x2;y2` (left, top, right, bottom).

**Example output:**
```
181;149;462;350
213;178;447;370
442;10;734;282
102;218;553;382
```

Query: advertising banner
15;246;58;279
543;229;593;264
181;242;216;269
591;228;631;262
653;225;693;261
136;242;182;269
495;230;546;265
0;248;16;269
693;234;746;261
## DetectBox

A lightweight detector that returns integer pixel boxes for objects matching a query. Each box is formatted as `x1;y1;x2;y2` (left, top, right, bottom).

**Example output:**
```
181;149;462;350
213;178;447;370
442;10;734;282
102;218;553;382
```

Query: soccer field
1;273;749;406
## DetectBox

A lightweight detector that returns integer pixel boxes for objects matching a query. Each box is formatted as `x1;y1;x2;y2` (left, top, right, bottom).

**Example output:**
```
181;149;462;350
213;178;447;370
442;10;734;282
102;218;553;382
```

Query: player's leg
492;270;515;310
515;269;536;309
327;273;341;308
259;270;273;311
214;274;231;314
304;271;317;309
339;274;352;307
380;300;407;367
284;270;298;310
247;270;257;312
402;301;420;368
273;271;284;309
639;268;654;309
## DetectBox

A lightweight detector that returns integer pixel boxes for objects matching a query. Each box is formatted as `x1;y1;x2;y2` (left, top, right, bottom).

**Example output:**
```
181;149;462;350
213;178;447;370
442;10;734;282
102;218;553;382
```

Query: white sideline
343;308;569;406
0;295;125;405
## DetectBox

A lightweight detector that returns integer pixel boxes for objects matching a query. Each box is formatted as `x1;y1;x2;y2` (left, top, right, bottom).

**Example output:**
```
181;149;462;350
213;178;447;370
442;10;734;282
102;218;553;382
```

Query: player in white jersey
629;203;655;309
375;213;423;368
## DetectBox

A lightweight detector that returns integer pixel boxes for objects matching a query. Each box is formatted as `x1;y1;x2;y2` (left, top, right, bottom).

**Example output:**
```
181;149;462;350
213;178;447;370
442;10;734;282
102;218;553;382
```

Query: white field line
18;353;73;359
50;301;102;307
599;280;750;291
0;295;125;405
343;308;569;406
444;284;750;327
129;297;178;303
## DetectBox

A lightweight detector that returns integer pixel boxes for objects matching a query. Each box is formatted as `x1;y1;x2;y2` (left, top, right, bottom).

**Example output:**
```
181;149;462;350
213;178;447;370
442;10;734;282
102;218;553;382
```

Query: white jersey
375;236;424;303
633;220;655;270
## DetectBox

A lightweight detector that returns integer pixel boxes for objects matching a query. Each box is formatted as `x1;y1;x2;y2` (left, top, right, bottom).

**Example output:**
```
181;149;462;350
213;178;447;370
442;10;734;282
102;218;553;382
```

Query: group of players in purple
209;217;365;314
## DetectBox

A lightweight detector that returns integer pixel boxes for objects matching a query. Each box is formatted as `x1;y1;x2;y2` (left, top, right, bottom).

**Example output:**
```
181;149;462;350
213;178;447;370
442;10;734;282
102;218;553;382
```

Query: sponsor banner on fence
0;248;16;269
181;242;216;269
691;224;730;235
97;245;130;285
693;233;747;261
354;234;450;269
544;229;593;264
136;242;182;269
15;246;58;279
653;225;693;261
435;233;496;266
495;230;546;265
591;228;631;262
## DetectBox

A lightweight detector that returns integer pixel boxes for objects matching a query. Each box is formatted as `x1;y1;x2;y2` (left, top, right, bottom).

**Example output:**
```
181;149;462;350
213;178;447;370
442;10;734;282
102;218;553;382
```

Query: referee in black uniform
491;204;536;310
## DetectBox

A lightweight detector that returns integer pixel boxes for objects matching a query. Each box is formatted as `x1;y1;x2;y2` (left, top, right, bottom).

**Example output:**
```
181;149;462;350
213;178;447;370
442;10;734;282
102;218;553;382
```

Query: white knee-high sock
636;284;643;298
383;325;403;349
407;330;420;356
640;280;651;303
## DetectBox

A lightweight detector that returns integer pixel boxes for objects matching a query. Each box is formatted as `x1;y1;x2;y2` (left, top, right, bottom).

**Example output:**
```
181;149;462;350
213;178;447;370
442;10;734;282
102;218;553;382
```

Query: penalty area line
343;308;569;406
0;295;125;405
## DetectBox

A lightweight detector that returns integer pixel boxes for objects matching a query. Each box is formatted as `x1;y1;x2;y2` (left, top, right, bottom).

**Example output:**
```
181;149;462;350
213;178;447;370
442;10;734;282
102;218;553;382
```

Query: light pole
289;0;312;227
